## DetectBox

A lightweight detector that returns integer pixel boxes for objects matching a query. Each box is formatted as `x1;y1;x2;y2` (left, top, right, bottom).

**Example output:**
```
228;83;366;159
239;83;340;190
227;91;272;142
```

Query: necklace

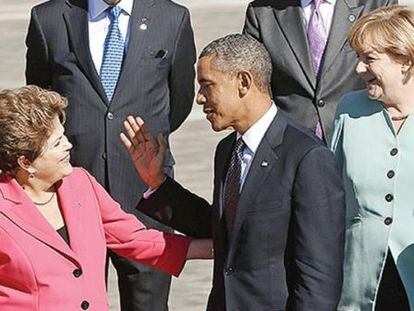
33;192;56;206
391;115;409;121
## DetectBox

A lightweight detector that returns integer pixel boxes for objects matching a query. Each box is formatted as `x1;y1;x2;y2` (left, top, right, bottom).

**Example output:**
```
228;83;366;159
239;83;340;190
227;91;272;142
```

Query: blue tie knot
109;6;122;20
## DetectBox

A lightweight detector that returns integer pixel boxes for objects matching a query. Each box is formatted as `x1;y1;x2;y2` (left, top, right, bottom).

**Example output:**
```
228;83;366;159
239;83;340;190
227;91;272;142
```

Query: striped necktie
100;6;124;102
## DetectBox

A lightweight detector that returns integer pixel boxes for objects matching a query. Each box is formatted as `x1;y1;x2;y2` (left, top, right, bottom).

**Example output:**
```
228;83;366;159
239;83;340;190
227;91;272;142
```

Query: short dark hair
199;34;272;93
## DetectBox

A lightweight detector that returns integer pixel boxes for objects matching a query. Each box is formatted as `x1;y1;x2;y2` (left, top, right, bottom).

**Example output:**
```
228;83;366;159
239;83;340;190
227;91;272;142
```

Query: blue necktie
100;6;124;102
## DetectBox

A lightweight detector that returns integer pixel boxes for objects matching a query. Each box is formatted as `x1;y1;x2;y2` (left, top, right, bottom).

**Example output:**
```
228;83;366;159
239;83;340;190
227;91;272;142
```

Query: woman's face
355;48;406;103
29;116;73;183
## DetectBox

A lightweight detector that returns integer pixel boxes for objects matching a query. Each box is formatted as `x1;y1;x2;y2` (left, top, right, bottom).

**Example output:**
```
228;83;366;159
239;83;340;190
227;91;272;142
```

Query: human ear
237;70;253;96
17;156;36;175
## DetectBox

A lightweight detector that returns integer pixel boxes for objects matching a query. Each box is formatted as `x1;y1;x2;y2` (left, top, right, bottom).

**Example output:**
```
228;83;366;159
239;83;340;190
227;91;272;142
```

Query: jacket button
387;170;395;179
102;152;107;160
81;300;89;310
73;268;82;278
224;267;234;276
390;148;398;156
384;217;393;226
317;99;325;107
107;112;114;120
385;194;393;202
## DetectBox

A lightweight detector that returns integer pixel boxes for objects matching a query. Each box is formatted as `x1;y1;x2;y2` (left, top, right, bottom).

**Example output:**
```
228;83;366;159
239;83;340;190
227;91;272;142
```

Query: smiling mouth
60;154;70;162
365;77;377;84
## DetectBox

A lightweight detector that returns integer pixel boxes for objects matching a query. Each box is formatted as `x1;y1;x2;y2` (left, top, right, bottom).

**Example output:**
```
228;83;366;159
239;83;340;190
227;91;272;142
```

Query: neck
235;93;272;134
15;171;55;198
383;83;414;118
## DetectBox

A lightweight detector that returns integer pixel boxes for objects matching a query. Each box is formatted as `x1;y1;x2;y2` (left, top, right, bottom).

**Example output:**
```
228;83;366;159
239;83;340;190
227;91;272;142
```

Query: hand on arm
120;116;166;189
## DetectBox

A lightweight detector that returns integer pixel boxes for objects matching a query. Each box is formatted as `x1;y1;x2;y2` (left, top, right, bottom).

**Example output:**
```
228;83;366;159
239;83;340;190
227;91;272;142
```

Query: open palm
120;116;166;189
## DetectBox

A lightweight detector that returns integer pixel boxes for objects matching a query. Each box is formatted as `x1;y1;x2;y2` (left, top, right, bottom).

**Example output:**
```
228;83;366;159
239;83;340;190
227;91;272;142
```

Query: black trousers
375;251;410;311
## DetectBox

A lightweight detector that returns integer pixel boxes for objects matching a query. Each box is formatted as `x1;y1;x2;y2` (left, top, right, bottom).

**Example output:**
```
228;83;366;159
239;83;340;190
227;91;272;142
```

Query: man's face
103;0;122;5
196;56;243;132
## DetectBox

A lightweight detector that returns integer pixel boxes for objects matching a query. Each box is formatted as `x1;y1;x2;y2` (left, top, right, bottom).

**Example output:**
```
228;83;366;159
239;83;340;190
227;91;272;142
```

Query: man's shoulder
280;112;326;154
32;0;68;14
155;0;190;13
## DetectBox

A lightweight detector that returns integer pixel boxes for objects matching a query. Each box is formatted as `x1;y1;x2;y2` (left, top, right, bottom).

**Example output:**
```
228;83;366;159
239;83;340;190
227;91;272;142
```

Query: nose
63;135;73;151
196;90;206;106
355;60;367;76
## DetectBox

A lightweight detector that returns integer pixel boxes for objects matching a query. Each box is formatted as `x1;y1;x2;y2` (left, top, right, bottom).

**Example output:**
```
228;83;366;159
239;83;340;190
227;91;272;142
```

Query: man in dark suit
25;0;196;310
122;34;345;311
243;0;396;140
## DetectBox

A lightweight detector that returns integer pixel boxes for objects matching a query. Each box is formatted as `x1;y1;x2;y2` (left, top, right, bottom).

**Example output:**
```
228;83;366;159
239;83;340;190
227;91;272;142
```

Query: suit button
81;300;89;310
102;152;107;160
384;217;393;226
73;268;82;278
385;194;393;202
107;112;114;120
390;148;398;156
224;267;234;276
317;99;325;107
387;170;395;179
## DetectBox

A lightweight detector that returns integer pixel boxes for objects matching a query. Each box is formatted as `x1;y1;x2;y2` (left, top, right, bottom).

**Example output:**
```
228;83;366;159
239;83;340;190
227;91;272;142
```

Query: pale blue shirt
237;103;277;191
88;0;133;73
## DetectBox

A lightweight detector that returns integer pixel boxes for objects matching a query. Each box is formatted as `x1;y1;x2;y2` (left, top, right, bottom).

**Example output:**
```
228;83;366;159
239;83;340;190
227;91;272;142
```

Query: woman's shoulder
336;89;383;119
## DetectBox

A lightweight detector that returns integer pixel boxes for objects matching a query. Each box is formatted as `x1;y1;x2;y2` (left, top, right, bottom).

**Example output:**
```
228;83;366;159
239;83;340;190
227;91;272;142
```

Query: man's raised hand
120;116;166;189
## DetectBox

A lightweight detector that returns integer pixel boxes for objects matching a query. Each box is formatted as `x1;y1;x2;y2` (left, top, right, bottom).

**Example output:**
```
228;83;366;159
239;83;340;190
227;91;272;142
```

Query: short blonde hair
0;85;67;174
348;5;414;80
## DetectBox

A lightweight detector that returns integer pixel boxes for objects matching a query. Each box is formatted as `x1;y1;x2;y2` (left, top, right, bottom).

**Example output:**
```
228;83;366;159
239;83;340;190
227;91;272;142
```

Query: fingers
119;133;132;152
136;117;153;142
125;116;147;144
157;134;167;156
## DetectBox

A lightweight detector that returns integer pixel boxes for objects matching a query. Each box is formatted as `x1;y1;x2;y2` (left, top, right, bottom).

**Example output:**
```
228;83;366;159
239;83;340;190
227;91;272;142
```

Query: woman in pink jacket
0;86;212;310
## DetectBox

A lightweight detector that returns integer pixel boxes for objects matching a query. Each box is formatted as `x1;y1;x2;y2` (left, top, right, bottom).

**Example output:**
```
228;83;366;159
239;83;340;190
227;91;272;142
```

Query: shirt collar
237;103;277;154
88;0;133;20
301;0;336;8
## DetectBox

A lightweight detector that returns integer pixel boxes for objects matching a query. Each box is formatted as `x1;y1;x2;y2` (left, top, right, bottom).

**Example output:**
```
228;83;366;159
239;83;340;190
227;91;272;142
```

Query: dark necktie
224;138;245;233
100;6;124;102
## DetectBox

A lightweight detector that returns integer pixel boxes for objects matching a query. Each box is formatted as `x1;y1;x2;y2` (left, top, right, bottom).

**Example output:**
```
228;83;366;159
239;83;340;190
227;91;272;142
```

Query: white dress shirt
301;0;336;37
88;0;133;74
237;103;277;191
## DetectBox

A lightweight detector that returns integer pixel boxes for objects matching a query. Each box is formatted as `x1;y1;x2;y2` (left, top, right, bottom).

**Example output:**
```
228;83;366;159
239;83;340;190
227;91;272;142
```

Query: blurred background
0;0;412;310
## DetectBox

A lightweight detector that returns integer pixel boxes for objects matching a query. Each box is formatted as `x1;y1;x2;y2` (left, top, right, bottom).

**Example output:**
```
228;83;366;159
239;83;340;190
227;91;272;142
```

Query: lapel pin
139;17;148;30
348;14;356;23
261;161;269;167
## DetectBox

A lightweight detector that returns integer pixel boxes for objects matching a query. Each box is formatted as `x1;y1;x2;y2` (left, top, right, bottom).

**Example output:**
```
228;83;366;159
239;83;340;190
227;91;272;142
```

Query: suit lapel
226;113;287;262
112;0;155;102
273;0;316;90
0;178;79;265
63;0;109;105
319;0;363;79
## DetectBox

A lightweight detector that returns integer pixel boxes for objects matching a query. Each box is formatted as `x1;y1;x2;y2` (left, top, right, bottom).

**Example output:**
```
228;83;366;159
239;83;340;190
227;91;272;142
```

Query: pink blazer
0;168;191;310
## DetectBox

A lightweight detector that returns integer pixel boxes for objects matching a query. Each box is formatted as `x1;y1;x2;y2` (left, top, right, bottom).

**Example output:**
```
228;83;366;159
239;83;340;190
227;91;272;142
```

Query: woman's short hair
0;85;67;174
348;5;414;79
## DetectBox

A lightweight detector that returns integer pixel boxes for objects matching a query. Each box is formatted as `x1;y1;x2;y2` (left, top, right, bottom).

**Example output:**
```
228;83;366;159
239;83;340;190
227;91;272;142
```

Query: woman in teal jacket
330;5;414;311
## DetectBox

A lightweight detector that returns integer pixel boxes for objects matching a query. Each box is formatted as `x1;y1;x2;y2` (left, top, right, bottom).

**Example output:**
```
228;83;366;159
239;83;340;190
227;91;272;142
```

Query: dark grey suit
243;0;396;139
25;0;195;309
139;111;346;310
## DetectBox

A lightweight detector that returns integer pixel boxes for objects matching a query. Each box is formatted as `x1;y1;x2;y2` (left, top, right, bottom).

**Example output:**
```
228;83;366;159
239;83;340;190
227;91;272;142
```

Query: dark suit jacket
25;0;195;226
243;0;396;139
139;111;346;311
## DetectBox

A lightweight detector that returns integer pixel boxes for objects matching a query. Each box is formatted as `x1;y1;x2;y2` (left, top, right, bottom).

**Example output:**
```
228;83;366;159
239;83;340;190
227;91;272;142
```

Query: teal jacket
330;90;414;311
